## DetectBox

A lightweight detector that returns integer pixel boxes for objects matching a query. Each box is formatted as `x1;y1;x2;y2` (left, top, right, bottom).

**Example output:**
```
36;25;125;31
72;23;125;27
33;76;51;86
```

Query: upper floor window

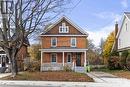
71;38;76;47
51;37;57;47
126;23;127;31
59;22;69;33
119;38;121;47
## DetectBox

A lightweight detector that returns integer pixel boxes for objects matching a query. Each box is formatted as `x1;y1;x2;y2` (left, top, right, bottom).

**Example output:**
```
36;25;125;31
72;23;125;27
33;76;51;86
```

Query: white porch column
40;51;43;72
63;52;65;66
84;51;86;67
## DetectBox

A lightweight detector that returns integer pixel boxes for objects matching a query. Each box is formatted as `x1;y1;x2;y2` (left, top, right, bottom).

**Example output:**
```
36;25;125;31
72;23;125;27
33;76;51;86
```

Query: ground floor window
0;54;7;67
67;53;72;63
51;53;57;63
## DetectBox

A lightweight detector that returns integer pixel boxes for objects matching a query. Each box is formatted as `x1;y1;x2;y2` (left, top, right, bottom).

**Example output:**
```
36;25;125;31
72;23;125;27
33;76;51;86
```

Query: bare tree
0;0;71;77
99;38;105;55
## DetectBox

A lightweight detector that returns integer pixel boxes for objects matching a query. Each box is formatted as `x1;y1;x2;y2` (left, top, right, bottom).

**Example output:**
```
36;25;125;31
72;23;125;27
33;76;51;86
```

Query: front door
76;53;81;66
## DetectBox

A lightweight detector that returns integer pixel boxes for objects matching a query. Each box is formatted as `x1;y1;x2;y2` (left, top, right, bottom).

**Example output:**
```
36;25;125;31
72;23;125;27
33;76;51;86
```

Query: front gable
117;13;130;50
42;16;88;35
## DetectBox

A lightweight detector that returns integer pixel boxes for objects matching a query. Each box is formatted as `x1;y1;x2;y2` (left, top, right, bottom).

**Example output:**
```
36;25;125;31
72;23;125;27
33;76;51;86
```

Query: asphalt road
1;83;130;87
0;85;61;87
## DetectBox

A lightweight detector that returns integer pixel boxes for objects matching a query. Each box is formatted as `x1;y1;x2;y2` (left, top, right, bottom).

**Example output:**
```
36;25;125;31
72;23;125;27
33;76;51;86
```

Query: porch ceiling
40;48;88;52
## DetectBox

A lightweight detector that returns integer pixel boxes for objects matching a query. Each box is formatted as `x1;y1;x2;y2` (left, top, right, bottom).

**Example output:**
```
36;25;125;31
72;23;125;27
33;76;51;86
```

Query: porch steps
75;67;85;73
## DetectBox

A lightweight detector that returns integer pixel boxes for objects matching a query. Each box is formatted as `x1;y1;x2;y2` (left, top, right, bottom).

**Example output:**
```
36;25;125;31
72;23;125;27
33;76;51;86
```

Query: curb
0;80;94;86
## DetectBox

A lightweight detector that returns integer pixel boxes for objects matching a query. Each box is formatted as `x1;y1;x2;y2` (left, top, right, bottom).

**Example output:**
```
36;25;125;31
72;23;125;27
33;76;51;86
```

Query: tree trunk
10;57;18;77
5;48;18;77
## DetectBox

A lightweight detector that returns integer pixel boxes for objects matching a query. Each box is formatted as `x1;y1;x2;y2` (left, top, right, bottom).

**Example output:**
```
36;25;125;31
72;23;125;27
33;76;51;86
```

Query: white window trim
67;53;72;63
59;22;69;33
51;53;57;63
51;37;57;47
71;38;76;47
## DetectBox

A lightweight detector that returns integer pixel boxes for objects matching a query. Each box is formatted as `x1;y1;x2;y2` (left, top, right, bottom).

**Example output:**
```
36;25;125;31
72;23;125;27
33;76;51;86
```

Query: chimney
114;22;118;51
115;22;118;37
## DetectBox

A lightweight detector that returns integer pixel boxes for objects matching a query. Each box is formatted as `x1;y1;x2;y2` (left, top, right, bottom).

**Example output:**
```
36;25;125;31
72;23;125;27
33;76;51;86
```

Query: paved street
0;85;59;87
0;83;130;87
0;80;130;87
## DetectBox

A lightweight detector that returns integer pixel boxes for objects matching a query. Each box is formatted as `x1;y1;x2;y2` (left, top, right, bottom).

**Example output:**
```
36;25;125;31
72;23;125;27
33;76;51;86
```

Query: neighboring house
113;12;130;55
0;47;8;68
17;38;30;71
40;16;88;71
0;38;30;71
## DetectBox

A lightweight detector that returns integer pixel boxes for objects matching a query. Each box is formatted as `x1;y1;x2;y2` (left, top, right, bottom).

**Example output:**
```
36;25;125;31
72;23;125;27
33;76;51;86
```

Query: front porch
40;48;87;72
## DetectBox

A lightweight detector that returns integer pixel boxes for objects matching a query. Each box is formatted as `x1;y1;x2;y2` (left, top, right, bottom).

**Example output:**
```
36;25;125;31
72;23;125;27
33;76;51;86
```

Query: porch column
40;51;43;72
84;51;86;67
62;52;65;66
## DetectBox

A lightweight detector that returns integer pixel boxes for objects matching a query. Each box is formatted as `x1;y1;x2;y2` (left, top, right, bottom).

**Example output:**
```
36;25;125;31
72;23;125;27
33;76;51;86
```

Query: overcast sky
59;0;130;46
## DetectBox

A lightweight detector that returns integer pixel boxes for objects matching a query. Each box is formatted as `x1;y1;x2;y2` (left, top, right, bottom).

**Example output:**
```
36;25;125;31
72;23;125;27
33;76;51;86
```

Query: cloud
88;12;122;47
94;12;122;22
121;0;128;9
87;25;114;47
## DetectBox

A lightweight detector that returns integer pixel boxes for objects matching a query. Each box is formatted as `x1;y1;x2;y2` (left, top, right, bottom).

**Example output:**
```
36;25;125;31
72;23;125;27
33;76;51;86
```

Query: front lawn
1;71;94;82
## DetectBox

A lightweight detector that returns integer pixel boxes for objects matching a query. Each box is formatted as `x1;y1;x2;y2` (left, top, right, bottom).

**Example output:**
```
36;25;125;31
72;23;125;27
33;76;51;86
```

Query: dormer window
59;22;69;33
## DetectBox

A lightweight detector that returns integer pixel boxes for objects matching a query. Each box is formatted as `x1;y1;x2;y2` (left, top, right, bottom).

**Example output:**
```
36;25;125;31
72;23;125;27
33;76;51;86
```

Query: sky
59;0;130;47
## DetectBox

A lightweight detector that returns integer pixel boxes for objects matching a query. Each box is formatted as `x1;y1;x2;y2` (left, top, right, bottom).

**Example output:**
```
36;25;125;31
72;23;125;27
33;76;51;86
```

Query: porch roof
40;48;88;52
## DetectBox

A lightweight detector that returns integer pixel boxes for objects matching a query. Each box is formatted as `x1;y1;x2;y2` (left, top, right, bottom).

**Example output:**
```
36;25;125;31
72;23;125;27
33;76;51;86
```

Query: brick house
40;16;88;71
0;38;29;71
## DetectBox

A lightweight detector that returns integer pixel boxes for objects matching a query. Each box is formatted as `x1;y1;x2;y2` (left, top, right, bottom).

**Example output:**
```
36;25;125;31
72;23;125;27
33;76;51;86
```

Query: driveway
87;71;130;83
0;73;11;78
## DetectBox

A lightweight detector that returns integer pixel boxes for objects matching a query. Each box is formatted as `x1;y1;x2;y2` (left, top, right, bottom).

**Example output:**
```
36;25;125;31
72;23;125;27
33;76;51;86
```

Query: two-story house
40;16;88;71
114;12;130;56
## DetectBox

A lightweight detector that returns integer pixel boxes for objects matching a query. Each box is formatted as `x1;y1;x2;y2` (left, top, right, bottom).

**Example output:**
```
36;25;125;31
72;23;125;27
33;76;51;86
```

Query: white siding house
117;12;130;53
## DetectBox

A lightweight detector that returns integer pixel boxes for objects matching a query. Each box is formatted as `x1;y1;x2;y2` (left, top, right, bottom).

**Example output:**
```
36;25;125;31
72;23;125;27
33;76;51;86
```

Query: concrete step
75;67;85;73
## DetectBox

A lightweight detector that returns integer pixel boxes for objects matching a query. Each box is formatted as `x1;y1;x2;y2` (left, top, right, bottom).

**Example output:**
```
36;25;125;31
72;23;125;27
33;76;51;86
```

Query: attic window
59;22;69;33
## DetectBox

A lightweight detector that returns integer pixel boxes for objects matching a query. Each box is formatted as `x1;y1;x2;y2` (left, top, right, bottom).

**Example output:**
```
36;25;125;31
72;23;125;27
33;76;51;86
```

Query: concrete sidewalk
0;73;11;78
87;71;130;83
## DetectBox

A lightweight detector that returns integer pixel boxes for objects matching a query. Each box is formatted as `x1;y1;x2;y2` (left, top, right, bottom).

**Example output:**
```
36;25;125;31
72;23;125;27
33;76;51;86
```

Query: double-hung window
51;53;57;63
71;38;76;47
51;37;57;47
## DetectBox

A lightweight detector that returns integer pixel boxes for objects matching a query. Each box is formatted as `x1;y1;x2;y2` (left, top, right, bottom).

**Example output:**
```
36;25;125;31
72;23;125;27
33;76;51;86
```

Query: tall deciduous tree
103;31;115;57
99;38;105;55
0;0;71;77
28;44;41;60
87;39;102;65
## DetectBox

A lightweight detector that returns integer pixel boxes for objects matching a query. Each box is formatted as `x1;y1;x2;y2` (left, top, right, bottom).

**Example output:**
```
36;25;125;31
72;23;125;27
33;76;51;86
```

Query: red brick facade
40;16;88;71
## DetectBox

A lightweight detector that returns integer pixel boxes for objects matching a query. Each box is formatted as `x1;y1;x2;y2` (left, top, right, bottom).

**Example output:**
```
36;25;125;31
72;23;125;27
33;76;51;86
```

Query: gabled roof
41;16;88;36
116;12;130;38
124;12;130;20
